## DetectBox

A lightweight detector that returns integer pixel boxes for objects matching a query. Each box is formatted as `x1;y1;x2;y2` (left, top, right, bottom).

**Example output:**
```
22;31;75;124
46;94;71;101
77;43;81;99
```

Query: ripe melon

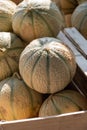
0;0;16;32
0;73;43;121
19;37;76;94
12;0;65;42
39;90;87;117
0;32;26;81
60;0;78;14
71;2;87;39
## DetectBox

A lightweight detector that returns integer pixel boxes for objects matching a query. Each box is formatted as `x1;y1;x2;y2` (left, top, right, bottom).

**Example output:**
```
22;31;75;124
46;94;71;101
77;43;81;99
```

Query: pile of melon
0;0;87;121
60;0;87;36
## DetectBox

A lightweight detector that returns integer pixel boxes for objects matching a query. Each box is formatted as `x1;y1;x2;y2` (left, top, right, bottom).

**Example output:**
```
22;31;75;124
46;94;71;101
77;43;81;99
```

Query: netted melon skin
19;37;76;94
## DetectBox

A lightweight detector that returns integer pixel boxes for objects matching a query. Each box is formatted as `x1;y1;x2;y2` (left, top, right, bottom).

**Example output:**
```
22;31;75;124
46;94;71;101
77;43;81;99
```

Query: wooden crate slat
0;111;87;130
76;56;87;75
72;65;87;97
57;31;80;56
64;27;87;59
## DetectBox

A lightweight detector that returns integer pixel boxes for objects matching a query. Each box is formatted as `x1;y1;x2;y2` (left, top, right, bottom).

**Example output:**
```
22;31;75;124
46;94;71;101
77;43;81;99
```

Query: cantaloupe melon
19;37;76;94
39;90;87;117
71;2;87;39
0;32;26;81
12;0;65;42
0;0;16;32
0;73;43;121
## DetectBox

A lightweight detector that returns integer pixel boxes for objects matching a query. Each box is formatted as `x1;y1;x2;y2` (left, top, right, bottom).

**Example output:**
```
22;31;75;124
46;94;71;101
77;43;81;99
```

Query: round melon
0;73;43;121
39;90;87;117
71;2;87;39
0;32;26;81
60;0;78;14
12;0;65;42
19;37;77;94
0;0;16;32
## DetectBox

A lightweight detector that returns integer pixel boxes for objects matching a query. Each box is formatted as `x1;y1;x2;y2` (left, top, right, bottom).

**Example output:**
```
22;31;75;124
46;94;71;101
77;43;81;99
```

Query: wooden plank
57;31;80;56
72;65;87;97
76;56;87;75
0;111;87;130
64;27;87;59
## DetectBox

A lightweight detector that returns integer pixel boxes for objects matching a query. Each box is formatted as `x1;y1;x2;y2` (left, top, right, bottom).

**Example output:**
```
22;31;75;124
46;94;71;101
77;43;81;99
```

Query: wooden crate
0;27;87;130
0;110;87;130
1;81;87;130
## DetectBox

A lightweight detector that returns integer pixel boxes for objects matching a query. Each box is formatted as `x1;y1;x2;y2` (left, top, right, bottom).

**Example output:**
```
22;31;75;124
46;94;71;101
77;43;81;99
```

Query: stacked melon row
0;0;87;121
60;0;87;39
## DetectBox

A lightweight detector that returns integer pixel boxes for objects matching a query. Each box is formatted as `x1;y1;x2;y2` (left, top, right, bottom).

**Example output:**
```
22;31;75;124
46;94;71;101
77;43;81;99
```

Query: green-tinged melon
0;32;26;81
0;73;43;121
12;0;65;42
19;37;76;94
60;0;78;14
39;90;87;117
71;2;87;39
0;0;16;32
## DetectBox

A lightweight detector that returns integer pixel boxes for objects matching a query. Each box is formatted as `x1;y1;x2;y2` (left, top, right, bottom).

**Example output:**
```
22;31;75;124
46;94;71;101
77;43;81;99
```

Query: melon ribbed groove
46;51;50;93
31;11;36;39
38;9;63;25
21;48;41;78
34;10;54;36
52;49;72;80
50;96;61;114
13;11;23;35
57;94;83;111
42;9;64;28
23;83;34;112
6;54;18;64
10;78;16;120
79;14;87;32
31;50;42;89
19;10;28;36
39;12;57;36
42;96;50;116
4;57;13;75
